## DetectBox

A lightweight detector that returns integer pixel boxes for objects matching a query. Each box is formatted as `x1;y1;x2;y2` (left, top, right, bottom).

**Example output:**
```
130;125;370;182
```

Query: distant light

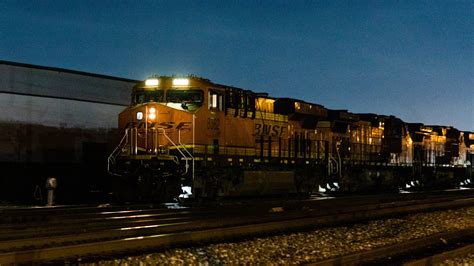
148;113;156;120
145;78;159;86
265;99;275;104
149;107;156;114
173;78;189;86
294;102;301;110
136;112;143;120
179;186;192;198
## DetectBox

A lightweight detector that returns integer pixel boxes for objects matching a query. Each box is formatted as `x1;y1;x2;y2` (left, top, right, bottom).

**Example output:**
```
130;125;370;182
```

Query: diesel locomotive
108;76;474;201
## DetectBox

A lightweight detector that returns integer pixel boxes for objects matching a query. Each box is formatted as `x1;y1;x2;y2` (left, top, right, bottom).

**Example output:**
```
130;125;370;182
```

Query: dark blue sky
1;0;472;131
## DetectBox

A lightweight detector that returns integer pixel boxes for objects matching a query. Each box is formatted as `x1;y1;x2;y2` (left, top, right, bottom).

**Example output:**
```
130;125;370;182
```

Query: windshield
167;90;203;104
134;90;164;104
133;89;203;111
167;89;203;111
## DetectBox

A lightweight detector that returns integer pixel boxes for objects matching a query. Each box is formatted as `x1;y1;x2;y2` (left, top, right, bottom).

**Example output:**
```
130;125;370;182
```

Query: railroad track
0;191;473;264
314;229;474;265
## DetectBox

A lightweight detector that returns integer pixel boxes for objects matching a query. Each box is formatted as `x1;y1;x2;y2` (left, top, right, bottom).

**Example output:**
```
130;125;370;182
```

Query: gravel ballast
81;206;474;265
440;253;474;265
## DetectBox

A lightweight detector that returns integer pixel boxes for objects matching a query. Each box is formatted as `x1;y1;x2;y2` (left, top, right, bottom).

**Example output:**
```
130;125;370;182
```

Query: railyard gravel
81;207;474;265
440;253;474;266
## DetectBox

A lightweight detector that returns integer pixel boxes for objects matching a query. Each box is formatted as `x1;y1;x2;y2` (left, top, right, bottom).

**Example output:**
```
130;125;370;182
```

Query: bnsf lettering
124;121;191;131
254;123;286;137
207;118;220;131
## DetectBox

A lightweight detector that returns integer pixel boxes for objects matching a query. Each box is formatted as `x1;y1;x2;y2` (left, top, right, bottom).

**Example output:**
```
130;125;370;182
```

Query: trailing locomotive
108;76;473;201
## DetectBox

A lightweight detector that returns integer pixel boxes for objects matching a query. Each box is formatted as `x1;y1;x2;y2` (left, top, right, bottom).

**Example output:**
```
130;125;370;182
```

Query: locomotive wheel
151;175;182;202
112;176;138;204
137;169;182;202
112;172;182;203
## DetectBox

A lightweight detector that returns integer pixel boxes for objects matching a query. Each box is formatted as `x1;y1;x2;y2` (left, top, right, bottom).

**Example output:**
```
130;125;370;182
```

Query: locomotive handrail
159;128;191;176
177;129;194;159
178;128;195;180
107;129;129;176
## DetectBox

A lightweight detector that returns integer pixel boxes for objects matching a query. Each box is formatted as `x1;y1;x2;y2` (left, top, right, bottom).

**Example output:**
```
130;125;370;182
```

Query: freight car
107;76;473;201
0;61;136;203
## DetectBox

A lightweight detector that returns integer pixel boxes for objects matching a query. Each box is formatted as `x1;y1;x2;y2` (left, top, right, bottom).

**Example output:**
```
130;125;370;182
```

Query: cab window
135;92;145;104
208;89;223;111
149;90;164;102
134;90;164;104
166;89;203;111
167;89;203;104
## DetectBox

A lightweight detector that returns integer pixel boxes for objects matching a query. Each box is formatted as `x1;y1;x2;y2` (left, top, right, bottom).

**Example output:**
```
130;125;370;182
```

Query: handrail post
159;128;190;175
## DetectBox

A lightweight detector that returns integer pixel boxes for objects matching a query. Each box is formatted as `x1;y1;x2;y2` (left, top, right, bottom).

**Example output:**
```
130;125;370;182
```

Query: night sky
1;0;473;131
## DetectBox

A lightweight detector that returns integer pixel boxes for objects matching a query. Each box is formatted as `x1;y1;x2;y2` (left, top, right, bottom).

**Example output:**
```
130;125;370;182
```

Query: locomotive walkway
0;190;473;264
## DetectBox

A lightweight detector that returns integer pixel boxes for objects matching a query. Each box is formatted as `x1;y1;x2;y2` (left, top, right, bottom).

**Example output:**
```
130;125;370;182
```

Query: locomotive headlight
145;78;159;86
136;111;143;120
172;78;189;86
148;107;156;120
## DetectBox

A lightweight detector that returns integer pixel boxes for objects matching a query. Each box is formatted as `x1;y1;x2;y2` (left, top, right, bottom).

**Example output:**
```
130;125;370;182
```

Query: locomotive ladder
159;128;194;180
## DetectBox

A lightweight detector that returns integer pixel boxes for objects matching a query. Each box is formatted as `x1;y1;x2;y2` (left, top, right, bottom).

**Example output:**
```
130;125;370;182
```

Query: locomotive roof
135;75;469;135
139;75;256;93
275;97;325;108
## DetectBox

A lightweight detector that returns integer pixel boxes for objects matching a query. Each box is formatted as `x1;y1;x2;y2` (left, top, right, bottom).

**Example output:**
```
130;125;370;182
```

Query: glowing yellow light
265;99;275;104
149;107;156;114
421;127;432;133
145;78;159;86
173;78;189;86
149;113;156;120
294;102;301;110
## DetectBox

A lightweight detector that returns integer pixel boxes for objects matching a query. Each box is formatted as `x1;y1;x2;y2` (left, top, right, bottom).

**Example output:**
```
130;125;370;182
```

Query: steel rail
1;189;470;224
0;208;195;231
312;229;474;266
0;204;175;224
404;243;474;266
0;195;469;244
